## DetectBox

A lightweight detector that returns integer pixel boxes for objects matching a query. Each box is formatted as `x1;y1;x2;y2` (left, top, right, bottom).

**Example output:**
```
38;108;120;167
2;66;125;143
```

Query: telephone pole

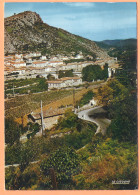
73;87;75;109
41;100;44;136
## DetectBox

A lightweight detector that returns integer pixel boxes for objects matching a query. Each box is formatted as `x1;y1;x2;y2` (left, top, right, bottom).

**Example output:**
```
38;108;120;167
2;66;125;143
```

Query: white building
32;61;47;67
10;61;26;68
25;52;41;58
108;67;116;78
15;54;23;59
47;80;64;89
89;98;97;106
75;53;84;59
47;77;82;90
40;56;47;60
26;58;32;64
48;61;64;67
12;69;26;75
45;66;56;72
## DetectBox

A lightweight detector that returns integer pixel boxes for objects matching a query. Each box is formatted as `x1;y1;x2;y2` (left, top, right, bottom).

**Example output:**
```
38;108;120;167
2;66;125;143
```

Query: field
5;87;93;124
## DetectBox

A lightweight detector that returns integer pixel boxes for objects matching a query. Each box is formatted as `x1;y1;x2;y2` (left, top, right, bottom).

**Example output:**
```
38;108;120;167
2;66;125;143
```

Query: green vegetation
58;31;69;40
5;117;40;146
116;50;137;86
96;39;137;57
76;90;94;107
58;70;74;78
82;64;108;82
5;78;48;95
5;78;39;88
96;78;137;143
5;103;137;189
47;74;55;81
6;27;15;33
40;147;80;189
5;118;20;146
26;122;40;139
74;138;137;190
5;110;97;190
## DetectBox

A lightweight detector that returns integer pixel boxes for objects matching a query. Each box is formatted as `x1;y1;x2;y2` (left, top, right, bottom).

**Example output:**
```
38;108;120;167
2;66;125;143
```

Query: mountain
4;11;108;59
96;39;137;50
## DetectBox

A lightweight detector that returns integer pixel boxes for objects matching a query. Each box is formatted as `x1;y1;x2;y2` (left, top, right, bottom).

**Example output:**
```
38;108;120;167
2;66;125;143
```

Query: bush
82;65;107;82
40;147;80;189
76;90;94;107
5;118;21;145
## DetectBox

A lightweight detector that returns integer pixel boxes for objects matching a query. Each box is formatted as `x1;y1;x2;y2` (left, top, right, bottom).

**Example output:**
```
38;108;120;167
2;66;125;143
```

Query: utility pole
41;100;44;136
73;87;75;109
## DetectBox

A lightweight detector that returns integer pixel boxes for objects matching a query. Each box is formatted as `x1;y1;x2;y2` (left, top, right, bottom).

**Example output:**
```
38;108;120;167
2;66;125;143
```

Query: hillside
4;11;108;58
96;38;137;50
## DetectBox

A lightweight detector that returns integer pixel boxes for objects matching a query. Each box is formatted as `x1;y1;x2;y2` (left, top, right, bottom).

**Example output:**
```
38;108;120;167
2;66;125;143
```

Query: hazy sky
4;2;137;41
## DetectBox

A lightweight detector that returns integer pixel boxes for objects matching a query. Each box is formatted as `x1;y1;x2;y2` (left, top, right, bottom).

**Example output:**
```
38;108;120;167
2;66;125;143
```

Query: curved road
77;106;111;135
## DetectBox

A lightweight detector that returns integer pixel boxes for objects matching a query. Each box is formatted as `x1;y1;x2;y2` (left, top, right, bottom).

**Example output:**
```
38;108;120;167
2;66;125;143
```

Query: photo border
0;0;139;194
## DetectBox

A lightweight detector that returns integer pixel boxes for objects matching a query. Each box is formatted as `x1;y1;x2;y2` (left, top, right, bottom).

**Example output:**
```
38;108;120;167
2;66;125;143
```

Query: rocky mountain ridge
4;11;109;59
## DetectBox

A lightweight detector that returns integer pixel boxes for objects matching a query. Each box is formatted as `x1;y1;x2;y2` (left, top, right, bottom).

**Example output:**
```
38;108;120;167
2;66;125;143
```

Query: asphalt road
77;106;111;135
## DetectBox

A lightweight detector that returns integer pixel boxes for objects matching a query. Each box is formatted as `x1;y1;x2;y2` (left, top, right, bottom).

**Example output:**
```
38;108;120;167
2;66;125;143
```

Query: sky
4;2;137;41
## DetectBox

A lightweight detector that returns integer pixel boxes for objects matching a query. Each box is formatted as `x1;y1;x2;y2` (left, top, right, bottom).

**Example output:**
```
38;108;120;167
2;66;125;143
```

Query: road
5;160;40;169
77;106;111;135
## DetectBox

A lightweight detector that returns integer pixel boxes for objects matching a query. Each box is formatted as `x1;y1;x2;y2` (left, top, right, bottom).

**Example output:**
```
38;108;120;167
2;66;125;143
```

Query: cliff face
4;11;109;58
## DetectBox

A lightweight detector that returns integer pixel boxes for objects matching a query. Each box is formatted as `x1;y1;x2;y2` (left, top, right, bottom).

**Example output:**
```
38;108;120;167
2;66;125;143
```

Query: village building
56;64;67;71
73;71;82;78
32;61;47;67
65;63;77;71
86;55;94;60
45;66;56;72
26;58;32;64
47;77;82;90
49;56;60;61
48;60;64;67
15;54;23;59
75;53;84;59
12;68;26;75
89;98;97;106
24;52;41;58
10;61;26;68
47;80;64;89
40;56;47;60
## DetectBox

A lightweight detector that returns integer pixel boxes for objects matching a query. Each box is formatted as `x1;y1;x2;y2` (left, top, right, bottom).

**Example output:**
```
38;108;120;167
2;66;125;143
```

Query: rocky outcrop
5;11;43;26
4;11;109;59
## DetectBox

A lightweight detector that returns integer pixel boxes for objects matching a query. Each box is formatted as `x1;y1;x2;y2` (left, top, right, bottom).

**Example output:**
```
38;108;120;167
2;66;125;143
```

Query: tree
76;90;94;107
82;65;103;82
38;78;48;90
5;118;20;145
40;147;80;189
107;91;137;143
58;70;74;78
116;50;137;88
47;74;55;81
41;49;47;56
102;63;108;79
95;79;128;107
58;109;78;129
